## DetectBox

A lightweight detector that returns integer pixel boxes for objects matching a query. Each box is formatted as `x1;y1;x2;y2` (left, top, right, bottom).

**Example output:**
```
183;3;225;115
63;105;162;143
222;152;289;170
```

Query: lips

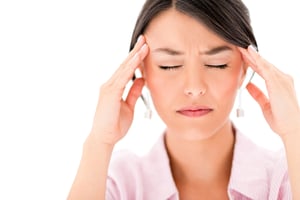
177;106;213;117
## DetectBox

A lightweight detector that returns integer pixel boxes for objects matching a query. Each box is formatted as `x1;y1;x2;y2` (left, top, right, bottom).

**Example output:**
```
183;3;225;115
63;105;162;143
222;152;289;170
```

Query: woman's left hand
239;46;300;139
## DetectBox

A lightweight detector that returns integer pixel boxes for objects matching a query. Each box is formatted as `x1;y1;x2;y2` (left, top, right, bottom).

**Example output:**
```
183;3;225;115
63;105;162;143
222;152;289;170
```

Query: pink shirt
106;128;292;199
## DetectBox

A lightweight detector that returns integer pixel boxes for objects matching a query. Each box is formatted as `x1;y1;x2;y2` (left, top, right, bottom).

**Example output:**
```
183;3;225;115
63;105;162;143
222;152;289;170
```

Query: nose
183;67;207;97
184;87;206;96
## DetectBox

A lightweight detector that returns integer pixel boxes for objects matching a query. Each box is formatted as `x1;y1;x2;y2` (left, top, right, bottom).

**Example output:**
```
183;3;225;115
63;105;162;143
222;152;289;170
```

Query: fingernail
243;47;256;64
132;44;147;61
249;45;258;53
141;43;148;51
137;35;143;43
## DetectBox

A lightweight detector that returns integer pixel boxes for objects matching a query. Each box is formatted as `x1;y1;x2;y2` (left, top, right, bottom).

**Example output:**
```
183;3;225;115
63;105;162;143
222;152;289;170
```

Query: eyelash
205;64;228;69
159;64;228;70
159;65;182;70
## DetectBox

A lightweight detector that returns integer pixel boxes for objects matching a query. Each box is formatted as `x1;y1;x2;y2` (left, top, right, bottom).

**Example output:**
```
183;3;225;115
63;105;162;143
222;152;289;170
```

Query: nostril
184;88;206;96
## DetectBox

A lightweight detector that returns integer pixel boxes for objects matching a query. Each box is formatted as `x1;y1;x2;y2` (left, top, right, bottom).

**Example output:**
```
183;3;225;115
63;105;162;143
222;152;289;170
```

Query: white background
0;1;299;199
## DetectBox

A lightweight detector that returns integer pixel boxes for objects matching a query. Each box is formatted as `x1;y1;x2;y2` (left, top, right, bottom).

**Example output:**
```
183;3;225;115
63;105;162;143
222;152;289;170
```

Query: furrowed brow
202;45;233;56
152;48;184;56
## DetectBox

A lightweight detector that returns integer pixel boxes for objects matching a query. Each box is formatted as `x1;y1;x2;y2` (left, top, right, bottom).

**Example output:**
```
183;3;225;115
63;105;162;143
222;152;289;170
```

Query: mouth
176;106;213;118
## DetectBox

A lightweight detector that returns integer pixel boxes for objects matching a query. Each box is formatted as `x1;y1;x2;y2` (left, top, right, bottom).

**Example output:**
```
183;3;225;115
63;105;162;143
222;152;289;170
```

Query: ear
137;62;148;85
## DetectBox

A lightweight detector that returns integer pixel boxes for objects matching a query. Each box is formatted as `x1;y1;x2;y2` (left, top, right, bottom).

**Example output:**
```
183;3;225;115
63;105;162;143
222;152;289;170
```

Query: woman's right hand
89;36;149;146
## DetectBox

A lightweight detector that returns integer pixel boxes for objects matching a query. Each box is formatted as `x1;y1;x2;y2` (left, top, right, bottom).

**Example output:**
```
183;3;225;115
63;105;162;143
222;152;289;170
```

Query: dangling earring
236;88;244;117
236;69;255;117
141;91;152;119
132;68;152;119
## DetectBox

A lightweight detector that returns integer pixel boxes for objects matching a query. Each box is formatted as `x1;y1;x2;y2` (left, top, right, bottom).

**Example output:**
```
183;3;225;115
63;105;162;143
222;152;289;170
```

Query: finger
238;47;256;67
239;46;279;81
106;42;149;91
125;78;145;110
120;35;146;67
247;46;284;79
238;47;256;66
238;47;261;76
246;82;270;111
117;43;148;86
112;35;146;78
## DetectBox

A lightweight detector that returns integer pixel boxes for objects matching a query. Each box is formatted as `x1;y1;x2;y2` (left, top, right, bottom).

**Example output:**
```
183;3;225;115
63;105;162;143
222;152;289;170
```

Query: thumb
126;78;145;110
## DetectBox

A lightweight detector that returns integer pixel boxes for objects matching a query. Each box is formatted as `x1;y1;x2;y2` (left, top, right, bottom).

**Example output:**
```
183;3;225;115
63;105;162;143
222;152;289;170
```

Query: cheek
143;57;244;110
209;65;244;108
143;64;182;116
145;66;178;102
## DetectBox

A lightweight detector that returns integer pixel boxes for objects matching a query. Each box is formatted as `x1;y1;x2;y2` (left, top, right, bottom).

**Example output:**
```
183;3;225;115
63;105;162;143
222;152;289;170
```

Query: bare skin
240;46;300;199
142;9;244;199
68;8;300;200
67;36;149;200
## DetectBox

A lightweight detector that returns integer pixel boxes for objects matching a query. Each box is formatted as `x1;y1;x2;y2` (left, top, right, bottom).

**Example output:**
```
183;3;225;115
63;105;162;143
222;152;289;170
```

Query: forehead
144;8;232;50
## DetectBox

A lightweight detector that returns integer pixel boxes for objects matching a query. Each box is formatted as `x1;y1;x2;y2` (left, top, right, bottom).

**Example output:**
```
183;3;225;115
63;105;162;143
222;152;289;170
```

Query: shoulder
234;130;281;166
106;134;177;200
229;128;291;199
108;134;168;179
106;150;142;200
109;149;141;174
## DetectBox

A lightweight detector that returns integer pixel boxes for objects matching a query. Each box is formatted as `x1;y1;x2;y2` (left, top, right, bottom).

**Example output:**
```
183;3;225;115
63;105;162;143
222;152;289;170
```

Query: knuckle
286;74;294;84
135;52;142;62
256;54;265;64
100;81;113;93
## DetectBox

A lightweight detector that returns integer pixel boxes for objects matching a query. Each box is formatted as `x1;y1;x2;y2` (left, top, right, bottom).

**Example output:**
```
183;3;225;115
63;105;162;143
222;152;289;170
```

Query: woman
68;0;300;199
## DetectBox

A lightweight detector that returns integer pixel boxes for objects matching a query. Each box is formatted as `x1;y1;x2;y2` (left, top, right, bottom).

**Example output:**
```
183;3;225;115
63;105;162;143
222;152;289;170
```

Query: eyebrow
201;45;233;55
152;48;184;56
152;45;233;56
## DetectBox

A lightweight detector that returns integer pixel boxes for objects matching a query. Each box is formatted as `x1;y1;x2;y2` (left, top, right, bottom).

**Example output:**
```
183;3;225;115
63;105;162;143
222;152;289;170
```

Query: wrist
281;128;300;146
84;132;115;154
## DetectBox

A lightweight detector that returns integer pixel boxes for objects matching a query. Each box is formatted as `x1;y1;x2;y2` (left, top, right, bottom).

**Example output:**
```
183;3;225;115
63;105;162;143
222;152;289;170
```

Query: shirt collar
142;133;178;199
228;127;273;199
144;126;275;200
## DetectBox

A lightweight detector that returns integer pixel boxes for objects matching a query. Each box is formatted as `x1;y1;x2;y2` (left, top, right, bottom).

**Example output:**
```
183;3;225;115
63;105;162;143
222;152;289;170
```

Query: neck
165;122;235;186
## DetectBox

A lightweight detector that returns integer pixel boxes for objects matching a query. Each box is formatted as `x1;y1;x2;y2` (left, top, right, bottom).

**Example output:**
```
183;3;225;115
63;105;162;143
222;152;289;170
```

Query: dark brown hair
130;0;257;107
130;0;257;51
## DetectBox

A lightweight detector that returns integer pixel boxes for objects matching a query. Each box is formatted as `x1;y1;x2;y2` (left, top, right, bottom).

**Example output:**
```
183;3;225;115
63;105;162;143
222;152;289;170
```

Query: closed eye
159;65;182;70
205;64;228;69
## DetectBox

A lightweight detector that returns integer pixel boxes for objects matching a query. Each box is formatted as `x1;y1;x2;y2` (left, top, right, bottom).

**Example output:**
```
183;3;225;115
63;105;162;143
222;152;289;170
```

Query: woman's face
142;9;246;139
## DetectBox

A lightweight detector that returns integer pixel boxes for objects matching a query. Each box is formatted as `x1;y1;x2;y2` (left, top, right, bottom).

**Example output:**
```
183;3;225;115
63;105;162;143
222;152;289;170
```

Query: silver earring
142;92;152;119
144;107;152;119
236;88;244;117
236;69;255;117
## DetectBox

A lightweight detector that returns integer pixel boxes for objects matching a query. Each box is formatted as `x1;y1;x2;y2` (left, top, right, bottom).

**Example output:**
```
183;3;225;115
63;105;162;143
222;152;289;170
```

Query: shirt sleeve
105;151;142;200
277;171;292;200
269;149;292;200
105;176;120;200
